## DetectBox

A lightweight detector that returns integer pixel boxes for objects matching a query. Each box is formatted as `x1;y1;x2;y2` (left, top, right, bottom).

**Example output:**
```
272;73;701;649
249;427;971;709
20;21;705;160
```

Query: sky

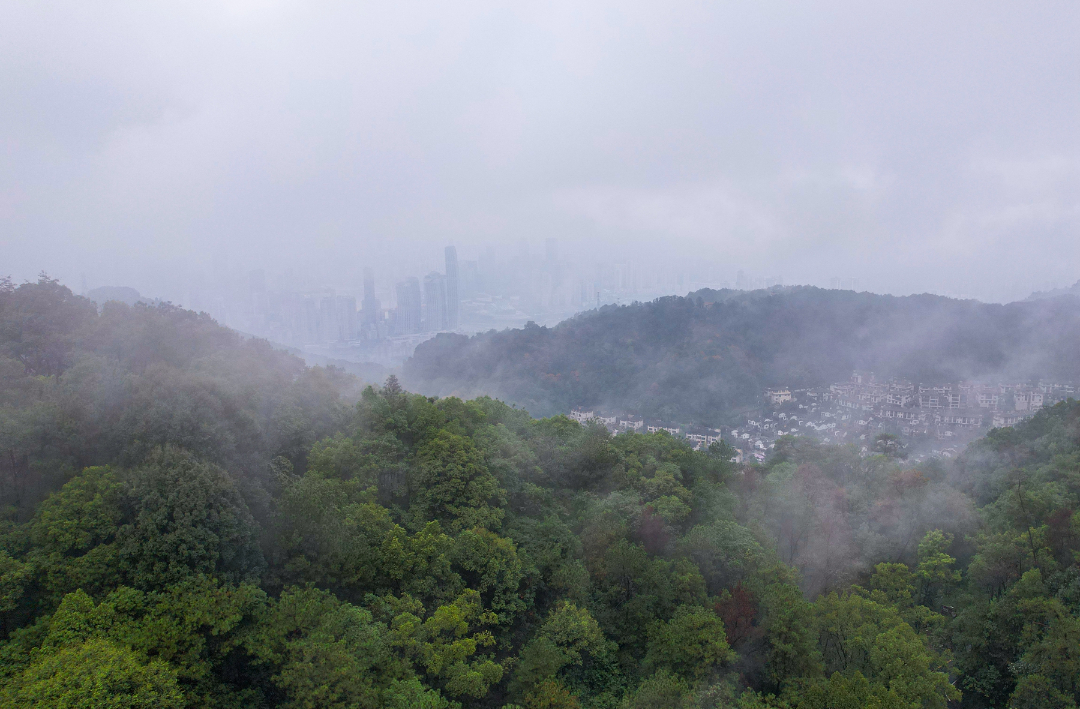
2;0;1079;303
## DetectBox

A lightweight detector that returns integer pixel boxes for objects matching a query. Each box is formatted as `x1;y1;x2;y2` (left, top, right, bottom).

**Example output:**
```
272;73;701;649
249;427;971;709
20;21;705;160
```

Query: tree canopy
1;277;1079;708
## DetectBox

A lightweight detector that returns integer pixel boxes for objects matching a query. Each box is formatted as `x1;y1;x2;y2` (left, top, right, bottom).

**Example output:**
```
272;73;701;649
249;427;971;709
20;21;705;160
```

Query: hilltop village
570;371;1078;462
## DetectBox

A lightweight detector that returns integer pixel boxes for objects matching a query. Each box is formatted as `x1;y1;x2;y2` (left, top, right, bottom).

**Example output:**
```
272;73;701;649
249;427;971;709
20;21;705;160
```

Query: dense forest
404;286;1080;424
2;276;1080;708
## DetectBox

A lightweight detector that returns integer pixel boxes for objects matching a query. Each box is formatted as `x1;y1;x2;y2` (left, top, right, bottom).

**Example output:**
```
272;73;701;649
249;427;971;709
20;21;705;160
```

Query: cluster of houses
762;373;1077;460
567;408;786;463
567;409;726;453
806;373;1076;430
569;372;1077;464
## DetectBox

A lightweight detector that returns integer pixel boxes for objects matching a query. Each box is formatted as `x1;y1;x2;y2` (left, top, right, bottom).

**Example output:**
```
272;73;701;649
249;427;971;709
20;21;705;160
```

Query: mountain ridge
404;286;1080;425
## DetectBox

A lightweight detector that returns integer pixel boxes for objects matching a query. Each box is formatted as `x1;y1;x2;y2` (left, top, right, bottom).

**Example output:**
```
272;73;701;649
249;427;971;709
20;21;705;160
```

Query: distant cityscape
570;372;1078;464
81;239;1074;370
83;241;820;367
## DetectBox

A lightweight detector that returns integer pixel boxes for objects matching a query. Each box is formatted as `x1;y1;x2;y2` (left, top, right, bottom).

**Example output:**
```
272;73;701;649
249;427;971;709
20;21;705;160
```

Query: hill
0;275;358;514
1027;278;1080;301
404;286;1080;424
2;274;1080;707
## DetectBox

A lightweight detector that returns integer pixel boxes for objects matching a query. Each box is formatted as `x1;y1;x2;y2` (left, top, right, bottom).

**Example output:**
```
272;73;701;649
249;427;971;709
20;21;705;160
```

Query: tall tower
362;268;380;326
444;245;459;329
423;272;448;332
395;277;422;334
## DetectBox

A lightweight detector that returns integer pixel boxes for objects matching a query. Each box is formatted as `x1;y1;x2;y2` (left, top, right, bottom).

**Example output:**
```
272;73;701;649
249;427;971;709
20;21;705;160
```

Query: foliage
404;287;1080;424
1;637;185;709
2;285;1080;707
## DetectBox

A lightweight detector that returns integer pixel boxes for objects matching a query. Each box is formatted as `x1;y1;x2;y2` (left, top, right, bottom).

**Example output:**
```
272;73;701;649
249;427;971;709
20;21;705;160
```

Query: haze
3;0;1079;303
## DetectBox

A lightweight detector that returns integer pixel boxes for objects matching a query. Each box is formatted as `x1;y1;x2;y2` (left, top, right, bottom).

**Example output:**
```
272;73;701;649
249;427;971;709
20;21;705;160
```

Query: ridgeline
404;286;1080;424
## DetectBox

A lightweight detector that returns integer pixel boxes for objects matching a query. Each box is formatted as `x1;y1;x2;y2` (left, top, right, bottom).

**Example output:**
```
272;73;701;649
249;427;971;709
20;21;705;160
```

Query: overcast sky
3;0;1079;302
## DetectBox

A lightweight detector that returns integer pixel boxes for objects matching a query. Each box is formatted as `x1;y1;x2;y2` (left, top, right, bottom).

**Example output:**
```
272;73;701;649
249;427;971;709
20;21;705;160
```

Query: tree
9;579;265;706
620;669;693;709
384;375;403;398
388;589;504;699
759;583;821;690
872;434;905;459
1012;608;1080;706
643;605;736;680
1;638;184;708
25;466;125;604
522;679;582;709
1009;674;1078;709
512;602;609;696
243;586;442;709
812;592;959;708
411;430;506;533
451;528;527;620
0;550;30;626
271;471;403;601
914;530;960;606
117;447;264;590
0;275;97;378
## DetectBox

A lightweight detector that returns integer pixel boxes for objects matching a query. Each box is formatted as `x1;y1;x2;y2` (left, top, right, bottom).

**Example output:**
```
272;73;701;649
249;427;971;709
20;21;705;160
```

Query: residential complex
568;372;1076;464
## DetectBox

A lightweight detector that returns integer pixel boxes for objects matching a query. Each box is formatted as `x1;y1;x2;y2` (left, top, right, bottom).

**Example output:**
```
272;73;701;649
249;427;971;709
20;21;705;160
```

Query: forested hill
0;275;357;515
404;286;1080;423
2;274;1080;704
2;275;1080;708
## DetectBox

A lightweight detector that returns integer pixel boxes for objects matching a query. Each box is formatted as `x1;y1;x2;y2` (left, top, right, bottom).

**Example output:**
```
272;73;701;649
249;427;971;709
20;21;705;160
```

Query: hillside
404;286;1080;424
1027;278;1080;301
0;275;358;515
2;277;1080;706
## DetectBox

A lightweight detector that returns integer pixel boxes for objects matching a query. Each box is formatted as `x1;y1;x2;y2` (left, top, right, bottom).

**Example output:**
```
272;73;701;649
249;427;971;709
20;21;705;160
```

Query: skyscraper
362;268;380;326
444;245;459;329
423;272;448;332
395;277;422;335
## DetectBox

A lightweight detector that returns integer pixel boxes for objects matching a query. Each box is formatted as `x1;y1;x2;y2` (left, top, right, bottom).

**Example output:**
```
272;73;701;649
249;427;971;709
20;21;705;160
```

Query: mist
4;0;1080;305
7;4;1080;706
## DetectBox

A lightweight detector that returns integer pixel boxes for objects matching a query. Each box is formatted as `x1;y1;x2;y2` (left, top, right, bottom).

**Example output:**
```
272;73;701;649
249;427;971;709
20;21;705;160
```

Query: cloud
1;0;1078;302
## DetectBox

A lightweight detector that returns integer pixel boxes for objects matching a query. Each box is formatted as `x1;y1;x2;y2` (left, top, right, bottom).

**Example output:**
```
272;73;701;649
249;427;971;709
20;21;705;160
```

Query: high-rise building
545;238;557;263
424;272;448;332
395;277;422;335
362;268;380;326
317;295;356;342
444;245;459;329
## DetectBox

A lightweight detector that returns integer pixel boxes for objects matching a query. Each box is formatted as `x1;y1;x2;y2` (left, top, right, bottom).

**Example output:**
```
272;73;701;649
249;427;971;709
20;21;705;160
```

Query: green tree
643;605;736;680
272;471;403;600
0;274;97;378
388;589;504;699
1009;675;1078;709
1;637;184;708
411;431;506;532
759;583;821;690
619;669;693;709
513;602;609;696
243;586;440;709
521;679;582;709
13;580;265;707
0;549;31;624
451;527;527;621
813;592;959;708
25;466;125;604
914;530;960;606
117;447;264;590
